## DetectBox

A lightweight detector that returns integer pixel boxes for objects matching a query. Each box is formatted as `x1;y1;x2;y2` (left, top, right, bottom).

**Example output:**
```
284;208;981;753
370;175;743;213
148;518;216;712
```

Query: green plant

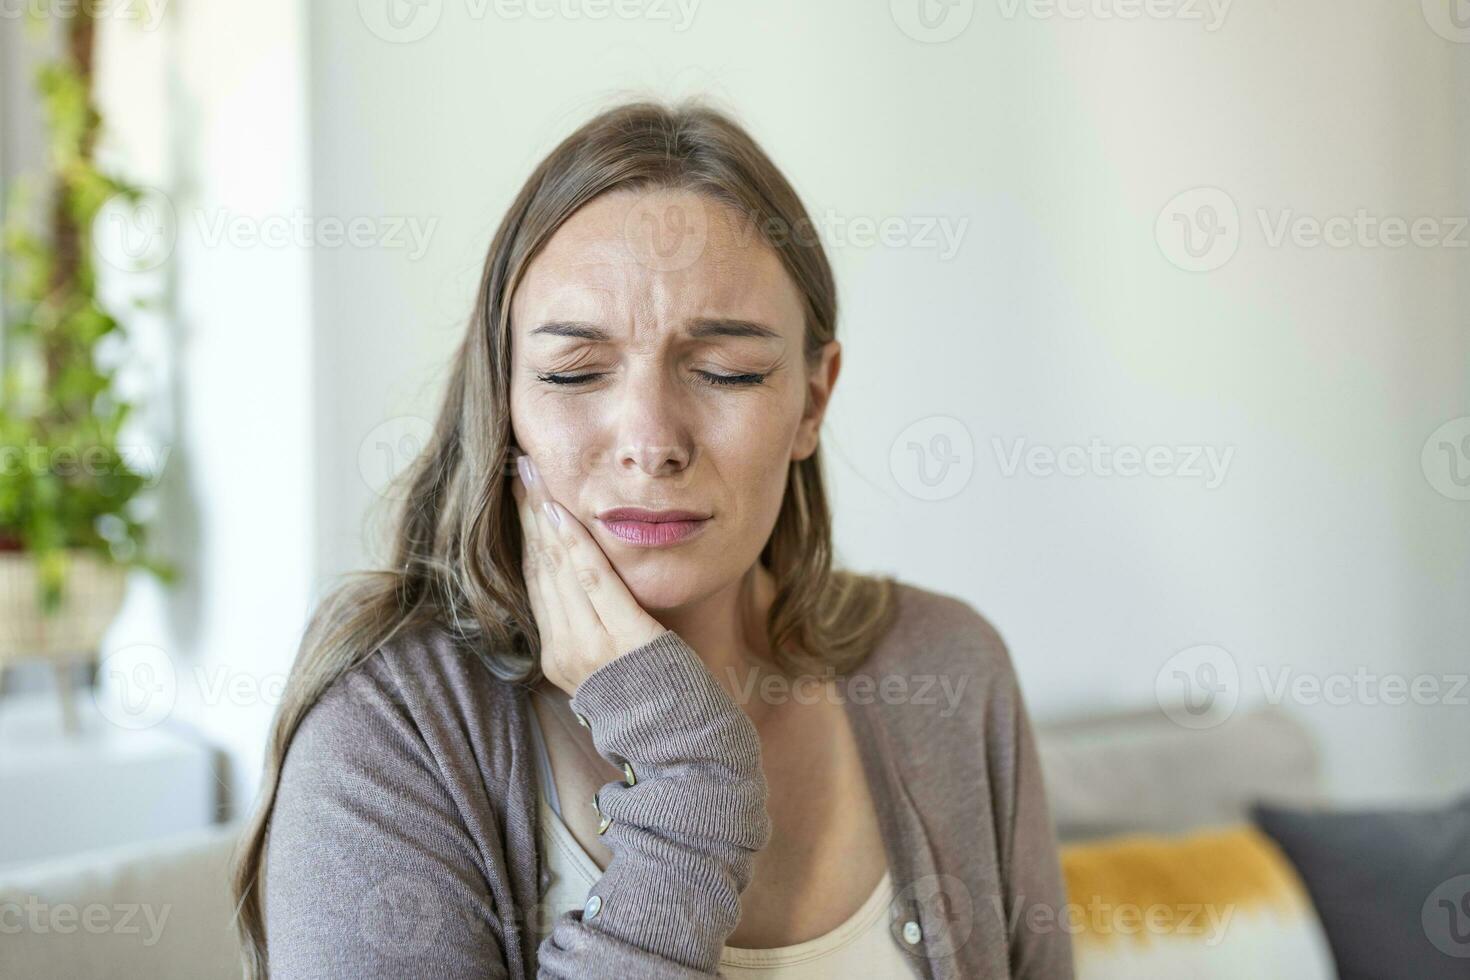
0;11;176;614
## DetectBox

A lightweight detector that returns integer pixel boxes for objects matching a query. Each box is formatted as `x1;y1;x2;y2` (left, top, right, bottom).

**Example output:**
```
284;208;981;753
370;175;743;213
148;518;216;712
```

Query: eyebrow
530;317;783;342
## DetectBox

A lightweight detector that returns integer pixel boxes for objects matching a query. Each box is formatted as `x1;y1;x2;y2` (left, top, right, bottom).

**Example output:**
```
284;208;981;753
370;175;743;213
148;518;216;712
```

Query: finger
540;497;665;651
512;471;565;635
521;471;606;644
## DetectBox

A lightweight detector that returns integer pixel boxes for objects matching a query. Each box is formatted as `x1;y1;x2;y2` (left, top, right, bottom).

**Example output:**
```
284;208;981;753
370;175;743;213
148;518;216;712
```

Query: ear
791;340;841;462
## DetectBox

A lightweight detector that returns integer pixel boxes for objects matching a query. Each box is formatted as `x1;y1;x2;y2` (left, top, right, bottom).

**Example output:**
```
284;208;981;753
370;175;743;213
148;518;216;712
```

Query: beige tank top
528;714;919;976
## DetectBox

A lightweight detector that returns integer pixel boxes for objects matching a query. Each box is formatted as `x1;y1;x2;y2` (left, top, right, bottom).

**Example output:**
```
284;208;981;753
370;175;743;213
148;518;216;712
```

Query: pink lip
596;507;712;548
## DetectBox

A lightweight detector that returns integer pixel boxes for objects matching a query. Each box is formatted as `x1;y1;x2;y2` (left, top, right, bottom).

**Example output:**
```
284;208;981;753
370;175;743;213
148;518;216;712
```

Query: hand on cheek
510;452;668;695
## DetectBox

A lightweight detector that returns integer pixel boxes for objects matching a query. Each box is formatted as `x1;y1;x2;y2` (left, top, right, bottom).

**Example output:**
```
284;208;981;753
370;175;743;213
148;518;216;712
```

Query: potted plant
0;11;176;730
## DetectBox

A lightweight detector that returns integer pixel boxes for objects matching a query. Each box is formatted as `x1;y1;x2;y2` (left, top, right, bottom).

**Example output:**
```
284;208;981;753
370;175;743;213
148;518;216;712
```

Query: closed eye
536;371;767;387
699;371;767;387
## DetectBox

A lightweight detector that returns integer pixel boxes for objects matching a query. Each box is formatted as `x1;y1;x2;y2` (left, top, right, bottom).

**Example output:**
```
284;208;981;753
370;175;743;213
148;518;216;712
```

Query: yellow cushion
1058;825;1337;979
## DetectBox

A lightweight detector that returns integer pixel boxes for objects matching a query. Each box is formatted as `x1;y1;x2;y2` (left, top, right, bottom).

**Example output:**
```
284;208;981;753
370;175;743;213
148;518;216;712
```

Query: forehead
512;188;804;333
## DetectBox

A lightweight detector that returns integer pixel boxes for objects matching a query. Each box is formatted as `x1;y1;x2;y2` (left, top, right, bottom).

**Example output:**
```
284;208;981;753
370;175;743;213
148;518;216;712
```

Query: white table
0;690;218;871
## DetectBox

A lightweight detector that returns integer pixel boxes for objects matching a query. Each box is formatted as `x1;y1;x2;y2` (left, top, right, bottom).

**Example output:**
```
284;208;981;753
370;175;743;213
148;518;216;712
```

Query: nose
612;369;694;478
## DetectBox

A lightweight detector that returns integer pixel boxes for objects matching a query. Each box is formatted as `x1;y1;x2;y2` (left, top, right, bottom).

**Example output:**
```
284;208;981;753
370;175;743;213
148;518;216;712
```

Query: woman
230;98;1074;979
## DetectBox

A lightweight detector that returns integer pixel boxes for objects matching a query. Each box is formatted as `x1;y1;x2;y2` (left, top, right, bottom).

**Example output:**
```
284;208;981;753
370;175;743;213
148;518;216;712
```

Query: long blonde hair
228;96;897;977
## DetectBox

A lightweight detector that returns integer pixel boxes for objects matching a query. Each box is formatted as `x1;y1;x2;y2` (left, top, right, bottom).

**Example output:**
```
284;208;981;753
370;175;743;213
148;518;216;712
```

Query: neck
651;561;784;726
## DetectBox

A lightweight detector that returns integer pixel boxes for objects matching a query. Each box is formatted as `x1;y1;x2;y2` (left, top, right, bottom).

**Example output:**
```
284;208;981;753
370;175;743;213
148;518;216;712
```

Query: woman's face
509;187;840;612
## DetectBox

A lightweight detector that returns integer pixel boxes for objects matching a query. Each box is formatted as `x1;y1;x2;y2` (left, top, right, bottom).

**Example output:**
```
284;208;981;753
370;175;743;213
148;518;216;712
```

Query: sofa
0;704;1336;979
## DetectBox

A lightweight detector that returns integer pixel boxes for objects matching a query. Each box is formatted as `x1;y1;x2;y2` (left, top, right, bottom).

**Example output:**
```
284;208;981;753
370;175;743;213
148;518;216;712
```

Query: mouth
595;507;712;548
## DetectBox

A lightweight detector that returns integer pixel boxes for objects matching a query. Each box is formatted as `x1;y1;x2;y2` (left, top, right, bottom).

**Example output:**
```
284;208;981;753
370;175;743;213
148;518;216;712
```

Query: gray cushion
1251;792;1470;980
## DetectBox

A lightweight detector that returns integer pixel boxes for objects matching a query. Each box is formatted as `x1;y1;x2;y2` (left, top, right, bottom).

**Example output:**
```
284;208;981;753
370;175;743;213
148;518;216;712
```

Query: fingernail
517;454;536;487
542;500;561;527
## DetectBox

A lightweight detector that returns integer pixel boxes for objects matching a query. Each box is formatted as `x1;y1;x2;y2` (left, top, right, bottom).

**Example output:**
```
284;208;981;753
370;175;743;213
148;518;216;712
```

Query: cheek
511;397;600;499
706;402;800;519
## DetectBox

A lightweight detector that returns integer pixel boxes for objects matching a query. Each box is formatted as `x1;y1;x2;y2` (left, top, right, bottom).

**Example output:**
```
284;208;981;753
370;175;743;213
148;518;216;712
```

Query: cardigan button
901;920;922;945
584;894;602;919
622;761;637;786
574;711;590;729
592;791;612;834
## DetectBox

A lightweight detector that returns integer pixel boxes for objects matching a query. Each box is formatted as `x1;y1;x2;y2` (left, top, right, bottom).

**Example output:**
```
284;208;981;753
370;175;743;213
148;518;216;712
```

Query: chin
613;562;705;613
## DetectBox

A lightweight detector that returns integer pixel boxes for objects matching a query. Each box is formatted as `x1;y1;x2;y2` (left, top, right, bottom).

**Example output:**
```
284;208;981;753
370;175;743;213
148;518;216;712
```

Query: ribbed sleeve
535;629;773;976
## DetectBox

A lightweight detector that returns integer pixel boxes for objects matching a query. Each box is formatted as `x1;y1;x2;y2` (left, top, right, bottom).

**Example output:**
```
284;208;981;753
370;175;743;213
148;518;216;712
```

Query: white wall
303;0;1470;806
82;0;1468;811
89;0;317;814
